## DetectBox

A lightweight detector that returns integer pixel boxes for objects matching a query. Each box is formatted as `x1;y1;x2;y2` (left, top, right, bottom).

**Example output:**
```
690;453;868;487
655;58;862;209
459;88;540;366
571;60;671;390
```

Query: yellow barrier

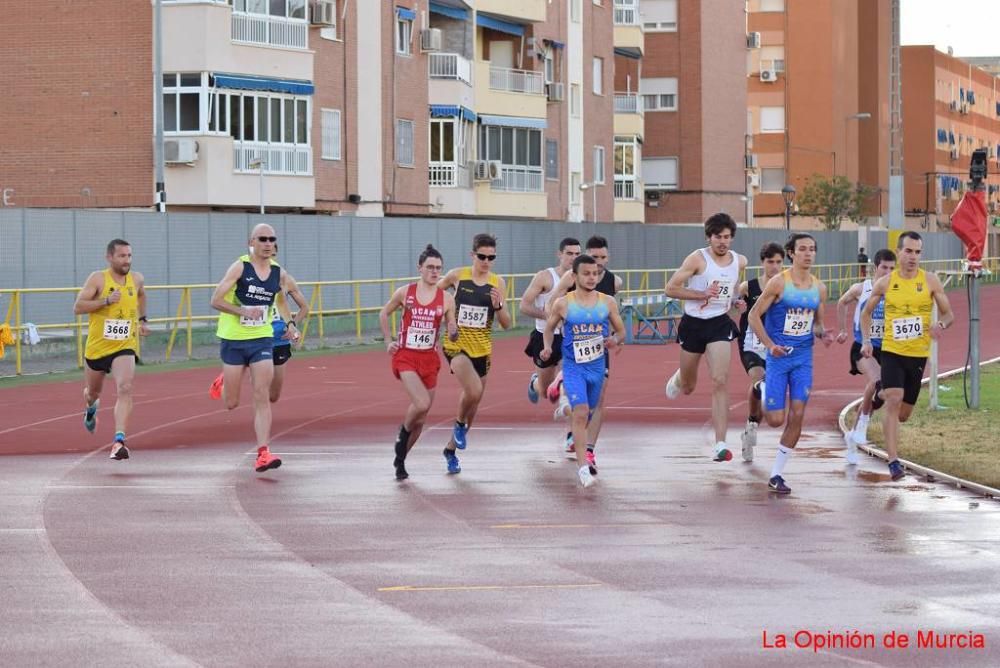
2;258;995;376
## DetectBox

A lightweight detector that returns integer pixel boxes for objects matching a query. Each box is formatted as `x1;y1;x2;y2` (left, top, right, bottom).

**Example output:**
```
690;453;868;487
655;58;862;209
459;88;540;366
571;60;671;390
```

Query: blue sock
114;431;126;443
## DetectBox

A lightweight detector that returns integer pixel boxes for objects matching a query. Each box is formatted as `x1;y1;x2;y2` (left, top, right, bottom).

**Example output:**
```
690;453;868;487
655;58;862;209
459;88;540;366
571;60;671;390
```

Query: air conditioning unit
950;148;960;160
164;138;198;164
747;172;760;188
310;0;335;26
546;82;565;102
746;32;761;49
420;28;442;52
473;160;491;181
745;154;758;169
487;160;502;180
760;68;777;82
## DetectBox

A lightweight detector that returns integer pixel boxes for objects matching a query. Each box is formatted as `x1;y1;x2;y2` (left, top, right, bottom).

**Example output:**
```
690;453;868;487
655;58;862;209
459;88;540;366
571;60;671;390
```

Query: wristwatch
139;316;148;322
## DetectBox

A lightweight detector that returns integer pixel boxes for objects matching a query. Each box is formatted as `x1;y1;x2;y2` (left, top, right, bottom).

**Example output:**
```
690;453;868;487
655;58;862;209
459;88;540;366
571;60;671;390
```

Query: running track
1;288;999;666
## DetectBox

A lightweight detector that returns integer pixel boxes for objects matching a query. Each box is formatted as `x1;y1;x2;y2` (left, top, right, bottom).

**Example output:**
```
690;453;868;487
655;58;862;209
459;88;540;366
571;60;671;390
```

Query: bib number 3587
457;304;488;329
573;336;604;363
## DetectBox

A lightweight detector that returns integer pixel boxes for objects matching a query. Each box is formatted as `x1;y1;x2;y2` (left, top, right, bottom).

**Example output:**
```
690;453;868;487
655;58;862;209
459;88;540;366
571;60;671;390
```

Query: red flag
951;189;987;263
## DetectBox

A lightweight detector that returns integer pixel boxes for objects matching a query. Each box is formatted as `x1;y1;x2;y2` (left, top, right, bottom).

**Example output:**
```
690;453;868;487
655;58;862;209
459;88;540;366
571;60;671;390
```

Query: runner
209;223;299;473
437;234;512;474
379;244;458;480
736;242;786;463
664;213;748;462
748;233;838;494
520;237;581;406
73;239;151;460
860;232;954;481
836;248;895;463
540;254;626;487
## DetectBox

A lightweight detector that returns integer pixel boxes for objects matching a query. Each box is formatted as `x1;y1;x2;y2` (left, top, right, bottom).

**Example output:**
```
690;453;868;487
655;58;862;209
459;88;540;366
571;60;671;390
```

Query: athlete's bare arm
748;273;787;357
859;274;890;356
546;271;576;312
379;286;408;354
443;291;459;341
614;274;624;292
927;272;955;336
665;251;715;301
73;272;107;315
836;281;863;334
134;271;151;336
436;268;461;292
605;296;627;354
211;260;263;319
492;276;513;329
519;269;552;320
540;297;567;361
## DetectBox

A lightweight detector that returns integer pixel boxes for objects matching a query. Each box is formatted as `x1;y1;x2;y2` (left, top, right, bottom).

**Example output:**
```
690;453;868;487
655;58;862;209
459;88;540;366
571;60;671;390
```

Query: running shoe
850;424;869;446
527;372;540;404
768;475;791;494
83;399;99;433
394;458;409;480
564;432;575;458
888;459;904;481
871;381;884;412
443;447;461;474
254;446;282;473
586;448;597;476
664;369;681;400
741;421;757;463
110;439;129;461
578;465;596;488
546;373;563;403
452;421;468;450
209;372;224;400
713;442;733;462
845;433;859;466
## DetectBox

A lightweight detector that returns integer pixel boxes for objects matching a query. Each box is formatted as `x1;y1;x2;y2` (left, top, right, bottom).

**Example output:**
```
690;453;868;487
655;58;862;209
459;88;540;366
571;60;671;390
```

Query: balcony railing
429;53;473;85
614;179;638;200
489;66;545;95
234;142;312;175
614;0;639;25
232;11;308;49
492;166;544;193
614;93;641;114
429;162;471;188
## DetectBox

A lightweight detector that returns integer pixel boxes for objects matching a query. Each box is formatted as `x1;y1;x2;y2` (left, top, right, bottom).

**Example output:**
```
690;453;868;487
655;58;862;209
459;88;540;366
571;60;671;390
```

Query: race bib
102;319;132;341
405;326;435;350
744;329;766;355
782;309;814;337
573;336;604;364
891;316;922;341
457;304;489;329
870;320;884;340
712;281;734;305
240;308;267;327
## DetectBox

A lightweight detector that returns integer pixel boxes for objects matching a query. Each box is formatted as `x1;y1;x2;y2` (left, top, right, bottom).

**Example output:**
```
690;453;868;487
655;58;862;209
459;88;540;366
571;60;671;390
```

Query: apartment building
902;46;1000;227
745;0;889;226
0;1;646;222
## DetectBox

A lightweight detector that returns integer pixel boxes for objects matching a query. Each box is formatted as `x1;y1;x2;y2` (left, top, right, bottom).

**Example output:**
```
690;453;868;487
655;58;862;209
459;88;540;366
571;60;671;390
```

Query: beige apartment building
0;1;649;223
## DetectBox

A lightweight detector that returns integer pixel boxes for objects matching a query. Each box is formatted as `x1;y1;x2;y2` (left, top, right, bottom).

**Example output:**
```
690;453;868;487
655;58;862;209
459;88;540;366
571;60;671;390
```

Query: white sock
855;412;870;433
771;445;792;478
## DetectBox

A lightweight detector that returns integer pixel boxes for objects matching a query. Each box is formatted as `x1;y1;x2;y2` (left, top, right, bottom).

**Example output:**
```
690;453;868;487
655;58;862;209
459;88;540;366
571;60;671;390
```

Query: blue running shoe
768;475;791;494
888;459;904;481
84;399;99;433
452;420;468;450
527;372;540;404
443;448;461;474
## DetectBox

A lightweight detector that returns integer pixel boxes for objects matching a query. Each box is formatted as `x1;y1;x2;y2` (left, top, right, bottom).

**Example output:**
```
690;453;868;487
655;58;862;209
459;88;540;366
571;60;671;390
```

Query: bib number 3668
102;319;132;341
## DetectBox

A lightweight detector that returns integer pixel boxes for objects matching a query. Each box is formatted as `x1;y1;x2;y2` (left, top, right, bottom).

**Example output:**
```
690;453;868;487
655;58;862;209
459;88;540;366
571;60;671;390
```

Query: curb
838;355;1000;500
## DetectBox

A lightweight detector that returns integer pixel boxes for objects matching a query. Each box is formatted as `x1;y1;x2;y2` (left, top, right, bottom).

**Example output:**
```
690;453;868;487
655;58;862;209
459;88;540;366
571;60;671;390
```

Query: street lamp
841;112;872;176
781;184;796;230
249;157;265;215
579;181;598;223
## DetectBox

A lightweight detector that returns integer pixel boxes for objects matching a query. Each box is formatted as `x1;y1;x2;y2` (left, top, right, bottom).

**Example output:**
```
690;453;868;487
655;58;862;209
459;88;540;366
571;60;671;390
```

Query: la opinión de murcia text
1;189;15;207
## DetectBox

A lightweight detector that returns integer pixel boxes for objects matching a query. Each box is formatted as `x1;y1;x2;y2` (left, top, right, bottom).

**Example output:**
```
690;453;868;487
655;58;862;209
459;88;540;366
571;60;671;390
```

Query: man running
664;213;748;462
748;233;837;494
210;224;299;473
437;234;512;474
520;237;581;405
861;231;954;481
380;244;458;480
736;242;785;463
541;255;626;487
74;239;151;460
836;248;895;463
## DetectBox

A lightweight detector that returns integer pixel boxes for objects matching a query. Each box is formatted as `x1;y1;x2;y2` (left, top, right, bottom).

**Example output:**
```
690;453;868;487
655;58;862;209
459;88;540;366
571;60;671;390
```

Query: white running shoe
665;369;681;400
741;421;757;462
578;465;596;488
845;433;859;466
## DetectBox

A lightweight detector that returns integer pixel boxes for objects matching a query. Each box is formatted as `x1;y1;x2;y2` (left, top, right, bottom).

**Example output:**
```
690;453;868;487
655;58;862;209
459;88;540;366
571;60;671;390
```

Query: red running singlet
398;283;445;351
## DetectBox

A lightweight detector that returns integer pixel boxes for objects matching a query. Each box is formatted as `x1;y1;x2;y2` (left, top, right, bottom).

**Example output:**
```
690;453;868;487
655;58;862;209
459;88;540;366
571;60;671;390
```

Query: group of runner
74;217;954;493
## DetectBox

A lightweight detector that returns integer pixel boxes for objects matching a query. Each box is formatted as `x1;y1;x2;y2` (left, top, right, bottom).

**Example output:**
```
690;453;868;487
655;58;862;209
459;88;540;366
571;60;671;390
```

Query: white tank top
535;267;562;333
852;279;873;331
683;248;740;319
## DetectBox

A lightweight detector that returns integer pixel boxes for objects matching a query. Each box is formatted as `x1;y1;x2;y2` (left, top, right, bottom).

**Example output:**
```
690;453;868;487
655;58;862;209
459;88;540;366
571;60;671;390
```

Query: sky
901;0;1000;57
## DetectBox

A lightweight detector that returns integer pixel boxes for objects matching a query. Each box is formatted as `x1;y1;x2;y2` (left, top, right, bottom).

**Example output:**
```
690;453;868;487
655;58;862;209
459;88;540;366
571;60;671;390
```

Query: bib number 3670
102;319;132;341
892;316;922;341
457;304;488;329
573;336;604;363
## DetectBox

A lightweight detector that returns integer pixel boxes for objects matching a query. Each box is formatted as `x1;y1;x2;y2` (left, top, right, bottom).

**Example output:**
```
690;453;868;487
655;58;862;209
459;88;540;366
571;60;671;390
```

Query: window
641;0;677;31
640;77;678;111
759;0;785;12
593;146;605;184
592;57;604;95
396;119;414;166
232;0;306;19
429;119;456;162
760;168;785;192
546;139;559;179
225;92;309;143
478;125;542;168
760;46;785;72
760;106;785;133
614;136;638;199
571;172;582;204
321;109;341;160
396;14;412;55
642;94;676;111
544;51;556;84
570;84;582;117
163;73;202;133
571;0;582;22
643;157;678;189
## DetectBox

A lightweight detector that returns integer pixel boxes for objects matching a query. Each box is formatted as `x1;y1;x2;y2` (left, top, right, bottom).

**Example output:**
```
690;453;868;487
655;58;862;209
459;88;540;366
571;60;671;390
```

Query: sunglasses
475;253;497;261
256;236;277;243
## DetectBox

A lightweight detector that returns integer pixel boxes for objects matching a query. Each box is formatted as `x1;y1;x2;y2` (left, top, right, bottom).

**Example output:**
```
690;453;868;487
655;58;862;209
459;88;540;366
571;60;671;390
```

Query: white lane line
609;406;712;411
47;485;235;490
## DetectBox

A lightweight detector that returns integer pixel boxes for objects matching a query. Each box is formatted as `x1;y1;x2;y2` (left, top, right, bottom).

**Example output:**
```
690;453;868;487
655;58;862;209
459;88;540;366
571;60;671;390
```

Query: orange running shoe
209;372;224;400
254;446;282;473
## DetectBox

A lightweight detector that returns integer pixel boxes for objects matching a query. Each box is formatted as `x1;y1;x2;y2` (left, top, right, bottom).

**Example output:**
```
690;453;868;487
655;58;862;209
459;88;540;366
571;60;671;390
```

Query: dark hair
760;242;785;261
573;254;597;273
106;239;130;255
472;233;497;251
784;233;816;255
704;213;737;238
559;237;581;251
897;231;922;248
585;235;608;250
873;248;896;267
418;244;442;266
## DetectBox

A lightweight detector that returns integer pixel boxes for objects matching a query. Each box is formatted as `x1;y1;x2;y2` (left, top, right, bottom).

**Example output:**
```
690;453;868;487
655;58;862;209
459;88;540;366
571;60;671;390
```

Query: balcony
614;0;639;25
429;53;473;85
492;166;543;193
231;10;308;50
614;93;644;137
429;162;472;188
475;62;546;118
475;0;546;23
234;142;312;175
489;66;544;95
614;179;638;200
614;93;641;114
613;1;644;54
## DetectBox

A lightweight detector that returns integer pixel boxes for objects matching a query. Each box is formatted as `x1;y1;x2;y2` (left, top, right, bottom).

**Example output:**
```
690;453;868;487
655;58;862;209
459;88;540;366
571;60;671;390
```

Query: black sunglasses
475;253;497;261
256;236;277;243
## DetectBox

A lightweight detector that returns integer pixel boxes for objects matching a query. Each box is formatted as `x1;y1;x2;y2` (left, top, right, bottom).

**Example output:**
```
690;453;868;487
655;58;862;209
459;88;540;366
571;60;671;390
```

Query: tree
797;174;853;231
848;182;879;228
